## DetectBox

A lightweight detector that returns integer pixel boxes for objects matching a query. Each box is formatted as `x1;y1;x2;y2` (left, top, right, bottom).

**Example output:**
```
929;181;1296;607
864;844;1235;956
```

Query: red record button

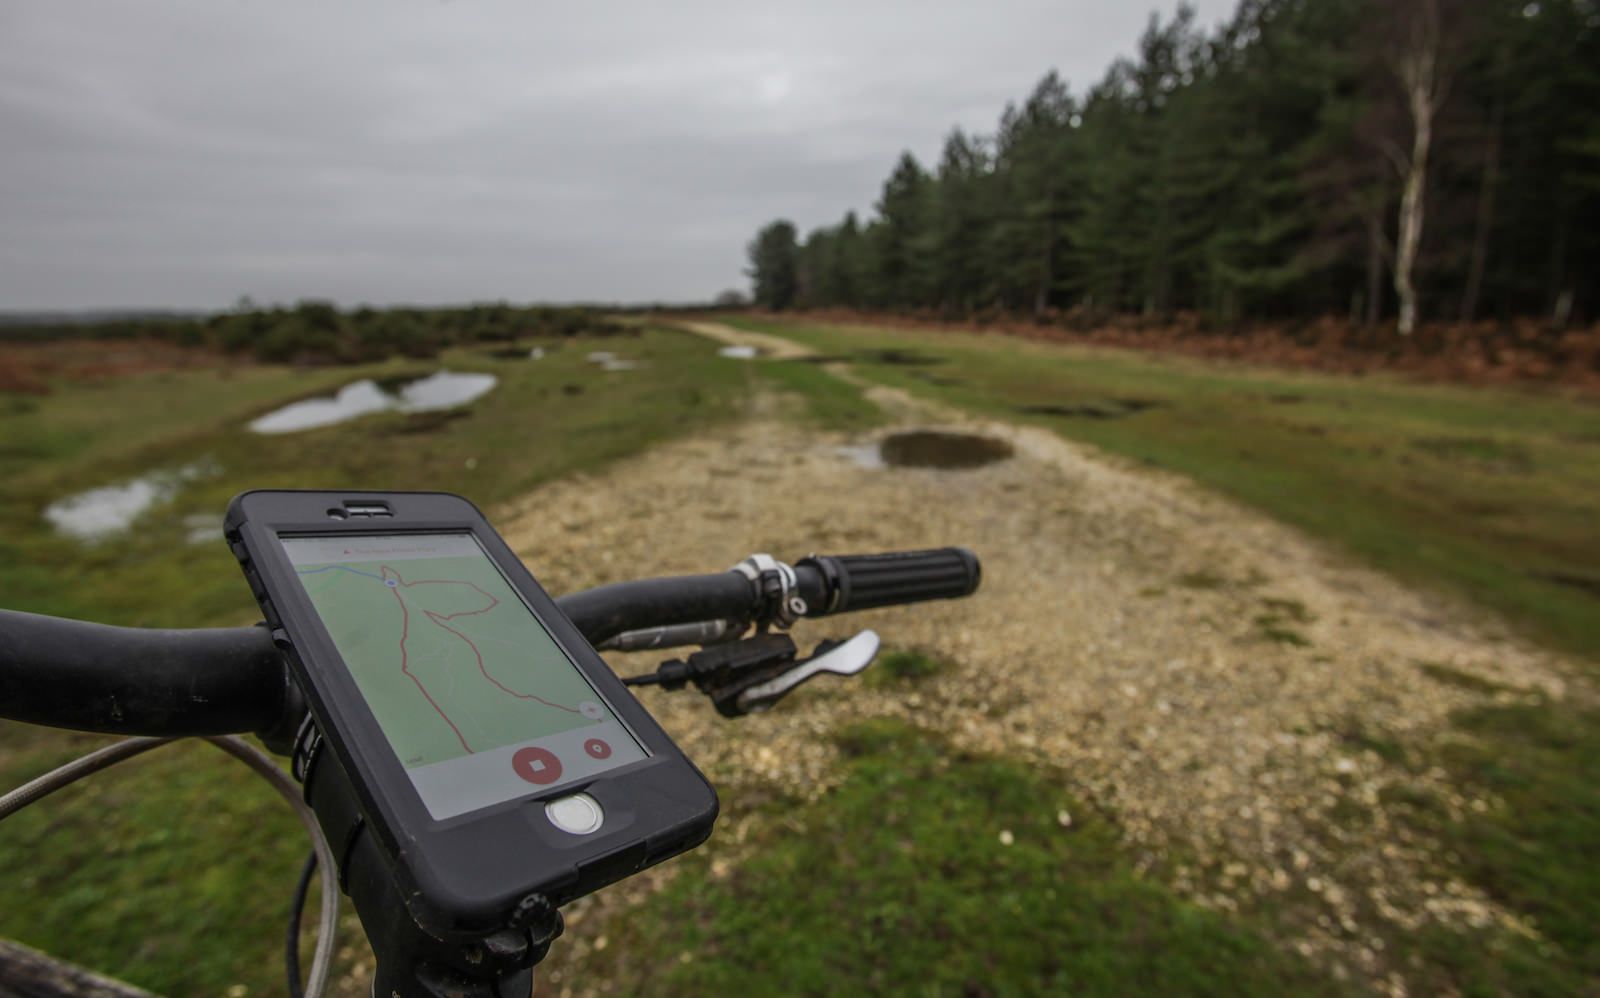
584;738;612;760
512;746;563;785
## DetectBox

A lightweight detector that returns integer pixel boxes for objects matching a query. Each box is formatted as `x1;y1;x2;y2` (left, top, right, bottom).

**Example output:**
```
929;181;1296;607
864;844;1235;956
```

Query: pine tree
747;220;800;310
932;128;994;314
873;153;935;308
992;72;1078;316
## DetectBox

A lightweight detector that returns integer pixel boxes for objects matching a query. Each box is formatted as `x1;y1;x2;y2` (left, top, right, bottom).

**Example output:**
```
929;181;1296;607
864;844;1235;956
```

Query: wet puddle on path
841;430;1015;470
44;461;217;541
248;371;497;434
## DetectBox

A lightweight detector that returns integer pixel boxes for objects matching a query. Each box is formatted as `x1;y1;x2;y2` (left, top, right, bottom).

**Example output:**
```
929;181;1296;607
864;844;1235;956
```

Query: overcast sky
0;0;1230;310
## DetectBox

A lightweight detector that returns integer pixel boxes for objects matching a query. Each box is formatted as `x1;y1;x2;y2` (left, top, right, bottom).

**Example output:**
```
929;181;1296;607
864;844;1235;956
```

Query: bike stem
300;720;561;998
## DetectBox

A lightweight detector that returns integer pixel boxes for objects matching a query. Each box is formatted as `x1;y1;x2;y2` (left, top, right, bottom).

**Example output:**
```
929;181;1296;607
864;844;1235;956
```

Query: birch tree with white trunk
1389;0;1453;336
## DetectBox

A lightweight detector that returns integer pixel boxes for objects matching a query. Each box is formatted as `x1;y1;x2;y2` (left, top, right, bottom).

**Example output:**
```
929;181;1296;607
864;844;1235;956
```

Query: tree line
0;301;624;364
747;0;1600;333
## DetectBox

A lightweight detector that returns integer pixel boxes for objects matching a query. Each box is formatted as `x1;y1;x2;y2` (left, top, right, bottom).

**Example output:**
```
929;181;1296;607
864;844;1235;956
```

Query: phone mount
294;716;564;997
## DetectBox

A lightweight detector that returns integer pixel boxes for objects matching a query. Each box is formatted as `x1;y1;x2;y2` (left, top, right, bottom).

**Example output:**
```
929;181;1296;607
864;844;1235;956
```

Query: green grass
573;719;1336;996
1438;701;1600;988
725;316;1600;661
718;315;1600;993
746;353;884;431
6;318;1598;994
0;327;750;993
0;731;323;996
862;648;946;687
1372;693;1600;995
1;328;746;628
1417;661;1511;696
1176;569;1229;590
1255;596;1314;646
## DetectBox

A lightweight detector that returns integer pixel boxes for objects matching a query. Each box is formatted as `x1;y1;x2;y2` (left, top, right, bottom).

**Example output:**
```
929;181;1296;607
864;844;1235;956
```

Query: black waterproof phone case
224;490;718;938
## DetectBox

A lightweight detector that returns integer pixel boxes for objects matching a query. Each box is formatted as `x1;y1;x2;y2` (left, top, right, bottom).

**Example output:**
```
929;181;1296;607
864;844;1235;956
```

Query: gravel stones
494;381;1583;991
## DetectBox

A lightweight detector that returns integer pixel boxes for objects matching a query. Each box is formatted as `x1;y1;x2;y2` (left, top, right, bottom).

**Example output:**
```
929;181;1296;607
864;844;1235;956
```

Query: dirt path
668;319;816;360
496;325;1579;989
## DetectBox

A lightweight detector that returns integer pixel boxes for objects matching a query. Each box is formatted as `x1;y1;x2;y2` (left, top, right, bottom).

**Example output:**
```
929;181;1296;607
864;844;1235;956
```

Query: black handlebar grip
0;610;287;738
797;547;981;615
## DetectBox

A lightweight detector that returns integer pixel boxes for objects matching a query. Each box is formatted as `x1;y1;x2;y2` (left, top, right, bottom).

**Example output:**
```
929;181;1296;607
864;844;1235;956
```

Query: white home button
545;793;603;835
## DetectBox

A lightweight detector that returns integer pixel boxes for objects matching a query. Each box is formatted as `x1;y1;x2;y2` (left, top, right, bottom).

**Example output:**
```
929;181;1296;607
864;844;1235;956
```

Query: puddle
842;431;1014;471
183;512;220;545
250;381;393;433
248;371;498;434
910;370;966;387
1538;571;1600;599
859;349;947;367
718;345;761;360
1016;398;1162;420
882;431;1013;468
45;462;216;541
790;350;945;367
483;346;546;360
784;349;949;368
396;371;497;412
586;351;641;372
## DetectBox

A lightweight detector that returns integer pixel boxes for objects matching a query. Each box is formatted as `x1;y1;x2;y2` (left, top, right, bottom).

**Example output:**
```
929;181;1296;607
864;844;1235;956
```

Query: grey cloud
0;0;1231;309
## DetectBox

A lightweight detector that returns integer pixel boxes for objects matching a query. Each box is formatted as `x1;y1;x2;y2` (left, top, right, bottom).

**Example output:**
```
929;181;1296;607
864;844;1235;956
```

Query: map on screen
282;533;646;819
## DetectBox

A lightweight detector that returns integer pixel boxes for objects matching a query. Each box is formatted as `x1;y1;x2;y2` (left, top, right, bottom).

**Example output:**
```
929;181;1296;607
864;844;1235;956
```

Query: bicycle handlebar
552;546;979;643
0;546;980;998
558;572;764;647
0;548;980;742
799;547;981;614
0;610;287;738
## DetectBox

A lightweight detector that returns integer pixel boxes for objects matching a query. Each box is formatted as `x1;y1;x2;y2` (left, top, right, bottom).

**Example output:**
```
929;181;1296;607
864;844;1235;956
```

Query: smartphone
224;490;718;936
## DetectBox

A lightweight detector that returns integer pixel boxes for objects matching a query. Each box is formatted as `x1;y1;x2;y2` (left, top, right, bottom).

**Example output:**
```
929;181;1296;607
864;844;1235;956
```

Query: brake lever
734;630;880;714
622;630;881;717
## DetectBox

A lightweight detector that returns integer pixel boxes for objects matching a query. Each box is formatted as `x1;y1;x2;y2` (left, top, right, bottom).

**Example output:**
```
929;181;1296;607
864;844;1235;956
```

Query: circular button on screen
584;738;612;760
512;747;563;786
545;793;604;835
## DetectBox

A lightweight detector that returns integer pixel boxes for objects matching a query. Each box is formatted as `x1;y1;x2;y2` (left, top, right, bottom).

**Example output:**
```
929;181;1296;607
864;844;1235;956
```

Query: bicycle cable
0;735;339;998
286;850;318;998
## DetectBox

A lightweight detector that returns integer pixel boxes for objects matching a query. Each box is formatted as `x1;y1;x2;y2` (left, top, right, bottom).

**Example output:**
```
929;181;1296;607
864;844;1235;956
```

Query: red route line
390;584;472;754
379;563;581;755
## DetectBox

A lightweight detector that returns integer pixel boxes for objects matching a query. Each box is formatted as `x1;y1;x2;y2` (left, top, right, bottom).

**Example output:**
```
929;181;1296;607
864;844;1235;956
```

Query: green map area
294;554;602;768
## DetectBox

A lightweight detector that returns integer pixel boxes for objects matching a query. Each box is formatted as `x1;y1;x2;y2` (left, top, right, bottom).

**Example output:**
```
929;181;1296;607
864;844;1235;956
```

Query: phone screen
281;532;648;820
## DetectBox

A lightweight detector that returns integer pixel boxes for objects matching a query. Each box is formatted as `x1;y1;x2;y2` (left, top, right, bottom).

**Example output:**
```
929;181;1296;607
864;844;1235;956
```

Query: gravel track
492;326;1583;992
